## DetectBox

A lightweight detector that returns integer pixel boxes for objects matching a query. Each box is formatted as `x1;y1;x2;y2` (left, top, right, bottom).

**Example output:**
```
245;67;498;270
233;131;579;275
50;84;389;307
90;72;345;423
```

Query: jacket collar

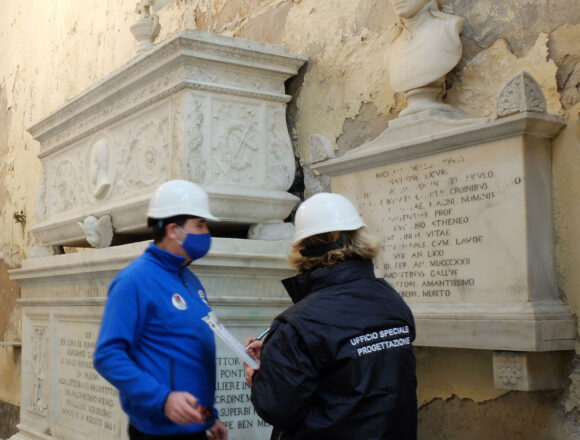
145;242;187;273
282;258;376;303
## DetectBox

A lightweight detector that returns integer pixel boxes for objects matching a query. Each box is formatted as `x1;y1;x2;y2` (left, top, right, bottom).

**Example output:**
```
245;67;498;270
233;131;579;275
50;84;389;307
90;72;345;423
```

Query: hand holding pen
244;328;268;387
245;328;269;362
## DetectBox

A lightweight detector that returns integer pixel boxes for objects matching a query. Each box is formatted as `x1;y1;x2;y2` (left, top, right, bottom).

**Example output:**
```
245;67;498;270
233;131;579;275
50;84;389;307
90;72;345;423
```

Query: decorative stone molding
493;351;572;391
496;71;547;118
27;31;307;246
27;325;49;417
29;32;306;151
493;351;524;388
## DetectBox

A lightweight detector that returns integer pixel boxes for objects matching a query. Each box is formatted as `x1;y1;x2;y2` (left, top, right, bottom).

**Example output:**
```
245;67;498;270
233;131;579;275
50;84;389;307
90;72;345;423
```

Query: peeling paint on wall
419;392;580;439
447;34;561;118
1;0;579;435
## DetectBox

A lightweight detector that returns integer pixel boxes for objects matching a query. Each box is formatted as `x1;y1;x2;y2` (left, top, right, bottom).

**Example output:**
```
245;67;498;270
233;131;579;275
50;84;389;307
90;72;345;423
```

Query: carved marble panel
113;107;171;194
212;99;262;185
28;31;306;246
19;314;51;436
176;92;209;184
38;99;172;239
28;325;49;418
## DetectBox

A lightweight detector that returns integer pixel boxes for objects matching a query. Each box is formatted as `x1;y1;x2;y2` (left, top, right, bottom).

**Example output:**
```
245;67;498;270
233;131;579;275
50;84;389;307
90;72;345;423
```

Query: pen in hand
245;328;270;350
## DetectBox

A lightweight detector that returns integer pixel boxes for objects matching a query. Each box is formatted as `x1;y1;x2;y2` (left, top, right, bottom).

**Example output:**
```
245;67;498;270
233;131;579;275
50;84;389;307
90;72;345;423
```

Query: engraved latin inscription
215;355;271;437
333;142;526;302
57;326;122;435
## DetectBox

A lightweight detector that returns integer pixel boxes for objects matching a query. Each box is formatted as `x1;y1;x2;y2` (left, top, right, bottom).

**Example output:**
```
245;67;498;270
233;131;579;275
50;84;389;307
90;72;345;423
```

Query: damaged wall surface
1;0;579;438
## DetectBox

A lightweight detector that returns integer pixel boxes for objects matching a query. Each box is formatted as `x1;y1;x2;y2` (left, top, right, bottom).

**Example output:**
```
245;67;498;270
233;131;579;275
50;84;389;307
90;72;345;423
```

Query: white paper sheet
202;311;259;369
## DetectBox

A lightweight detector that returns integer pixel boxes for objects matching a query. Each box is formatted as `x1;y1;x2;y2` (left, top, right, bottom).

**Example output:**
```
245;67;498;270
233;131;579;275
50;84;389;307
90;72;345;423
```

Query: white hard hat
293;192;365;243
147;180;219;221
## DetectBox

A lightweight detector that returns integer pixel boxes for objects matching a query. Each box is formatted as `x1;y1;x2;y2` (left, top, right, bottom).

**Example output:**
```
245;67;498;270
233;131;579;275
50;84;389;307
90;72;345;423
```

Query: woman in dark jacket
244;192;417;440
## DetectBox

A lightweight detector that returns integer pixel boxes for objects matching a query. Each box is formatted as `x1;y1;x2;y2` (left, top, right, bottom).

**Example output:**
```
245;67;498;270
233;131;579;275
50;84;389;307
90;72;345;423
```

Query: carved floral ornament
496;71;547;118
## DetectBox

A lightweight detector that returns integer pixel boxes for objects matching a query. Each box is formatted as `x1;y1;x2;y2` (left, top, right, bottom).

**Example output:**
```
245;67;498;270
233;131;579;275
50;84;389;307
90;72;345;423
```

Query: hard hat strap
300;232;347;257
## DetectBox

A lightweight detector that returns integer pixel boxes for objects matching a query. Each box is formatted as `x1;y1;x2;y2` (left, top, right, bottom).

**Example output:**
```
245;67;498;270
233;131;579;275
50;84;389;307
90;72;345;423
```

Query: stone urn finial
131;0;160;54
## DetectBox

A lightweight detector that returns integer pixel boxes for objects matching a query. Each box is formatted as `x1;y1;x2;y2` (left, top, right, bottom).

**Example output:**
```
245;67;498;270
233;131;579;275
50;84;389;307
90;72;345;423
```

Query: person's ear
165;223;180;240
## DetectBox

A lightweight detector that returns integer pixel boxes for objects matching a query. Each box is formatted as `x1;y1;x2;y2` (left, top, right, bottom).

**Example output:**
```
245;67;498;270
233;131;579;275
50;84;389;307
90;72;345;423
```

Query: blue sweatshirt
93;243;217;435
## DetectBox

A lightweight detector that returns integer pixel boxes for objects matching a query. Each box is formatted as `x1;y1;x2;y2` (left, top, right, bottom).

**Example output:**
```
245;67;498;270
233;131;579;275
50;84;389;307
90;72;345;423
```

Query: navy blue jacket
251;258;417;440
93;243;217;435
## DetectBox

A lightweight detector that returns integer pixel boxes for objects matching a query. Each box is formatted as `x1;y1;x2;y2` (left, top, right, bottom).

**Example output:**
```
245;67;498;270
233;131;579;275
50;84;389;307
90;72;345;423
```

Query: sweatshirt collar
145;242;187;272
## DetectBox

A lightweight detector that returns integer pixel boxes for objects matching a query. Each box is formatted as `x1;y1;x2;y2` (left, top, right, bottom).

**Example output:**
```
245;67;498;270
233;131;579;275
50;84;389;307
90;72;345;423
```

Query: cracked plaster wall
1;0;579;436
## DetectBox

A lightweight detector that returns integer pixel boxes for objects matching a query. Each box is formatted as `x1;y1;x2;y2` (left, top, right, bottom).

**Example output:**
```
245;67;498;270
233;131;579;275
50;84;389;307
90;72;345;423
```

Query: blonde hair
289;227;380;273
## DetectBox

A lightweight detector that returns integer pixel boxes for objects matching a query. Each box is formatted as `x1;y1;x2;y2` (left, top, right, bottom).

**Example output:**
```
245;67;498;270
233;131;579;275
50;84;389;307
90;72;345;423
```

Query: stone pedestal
314;110;575;389
10;239;293;440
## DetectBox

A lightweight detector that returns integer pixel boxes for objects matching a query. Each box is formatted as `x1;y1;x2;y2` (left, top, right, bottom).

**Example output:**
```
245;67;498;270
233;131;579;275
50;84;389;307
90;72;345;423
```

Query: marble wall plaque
52;318;126;439
316;112;575;353
333;138;527;304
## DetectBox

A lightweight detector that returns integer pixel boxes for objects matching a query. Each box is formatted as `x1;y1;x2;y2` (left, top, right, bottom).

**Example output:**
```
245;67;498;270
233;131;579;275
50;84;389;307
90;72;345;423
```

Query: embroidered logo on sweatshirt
172;293;187;310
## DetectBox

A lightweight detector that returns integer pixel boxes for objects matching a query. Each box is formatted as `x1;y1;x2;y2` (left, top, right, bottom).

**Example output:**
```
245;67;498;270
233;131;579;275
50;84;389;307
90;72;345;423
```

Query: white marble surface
386;0;463;116
387;0;463;93
10;239;294;440
327;113;574;353
29;30;307;246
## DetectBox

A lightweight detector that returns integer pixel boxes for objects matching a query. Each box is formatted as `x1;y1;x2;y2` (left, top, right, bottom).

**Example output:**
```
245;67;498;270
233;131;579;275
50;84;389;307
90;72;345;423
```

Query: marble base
9;238;294;440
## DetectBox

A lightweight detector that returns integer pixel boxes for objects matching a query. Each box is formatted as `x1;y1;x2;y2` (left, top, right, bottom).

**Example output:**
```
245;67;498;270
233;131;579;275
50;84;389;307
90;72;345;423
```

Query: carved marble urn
28;30;307;246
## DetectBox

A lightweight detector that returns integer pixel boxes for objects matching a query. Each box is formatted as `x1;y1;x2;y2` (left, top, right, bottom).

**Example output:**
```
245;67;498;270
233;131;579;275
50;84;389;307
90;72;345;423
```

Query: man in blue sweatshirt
94;180;228;440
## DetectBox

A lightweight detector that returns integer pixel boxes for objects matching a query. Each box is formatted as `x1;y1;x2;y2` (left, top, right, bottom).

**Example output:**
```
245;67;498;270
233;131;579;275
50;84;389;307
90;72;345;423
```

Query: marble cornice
29;29;307;152
313;112;565;177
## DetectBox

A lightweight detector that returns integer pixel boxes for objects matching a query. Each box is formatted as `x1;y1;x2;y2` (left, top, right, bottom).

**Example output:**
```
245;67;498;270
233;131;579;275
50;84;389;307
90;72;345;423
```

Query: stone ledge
313;112;565;176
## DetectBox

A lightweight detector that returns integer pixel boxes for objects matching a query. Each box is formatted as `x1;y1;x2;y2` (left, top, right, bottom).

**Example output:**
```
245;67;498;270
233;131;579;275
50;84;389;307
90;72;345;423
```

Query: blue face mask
177;230;212;262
